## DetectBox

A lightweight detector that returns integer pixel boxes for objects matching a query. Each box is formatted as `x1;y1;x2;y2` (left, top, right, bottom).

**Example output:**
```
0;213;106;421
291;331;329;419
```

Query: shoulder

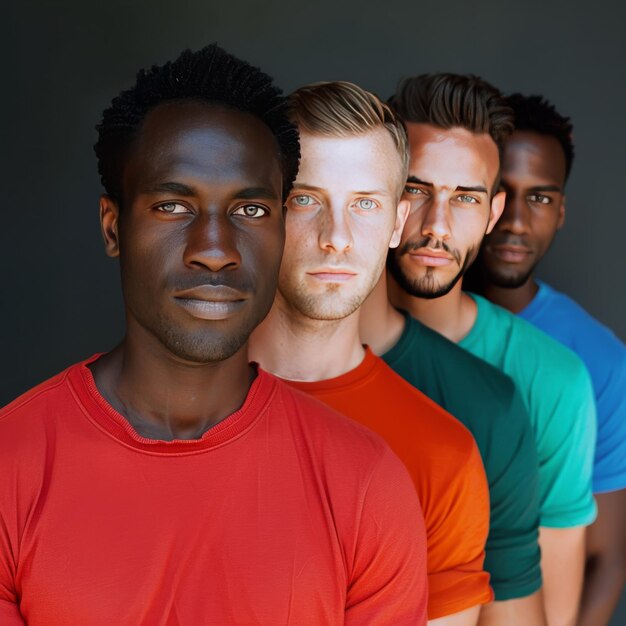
267;374;396;465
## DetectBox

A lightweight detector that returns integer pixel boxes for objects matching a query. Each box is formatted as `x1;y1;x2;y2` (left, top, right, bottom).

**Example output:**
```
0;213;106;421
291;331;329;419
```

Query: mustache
398;237;462;265
167;274;255;293
486;233;529;248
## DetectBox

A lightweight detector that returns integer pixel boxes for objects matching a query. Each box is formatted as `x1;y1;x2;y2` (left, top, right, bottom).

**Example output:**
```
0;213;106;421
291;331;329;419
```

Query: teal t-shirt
383;311;542;601
459;294;597;528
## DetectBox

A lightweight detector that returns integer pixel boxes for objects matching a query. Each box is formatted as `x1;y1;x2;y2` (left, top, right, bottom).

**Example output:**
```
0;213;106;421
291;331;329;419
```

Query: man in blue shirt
472;93;626;626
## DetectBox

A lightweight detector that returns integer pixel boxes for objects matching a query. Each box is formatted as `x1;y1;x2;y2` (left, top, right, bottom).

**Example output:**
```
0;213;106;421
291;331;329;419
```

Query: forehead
296;128;403;193
124;101;283;192
502;131;566;185
405;122;499;188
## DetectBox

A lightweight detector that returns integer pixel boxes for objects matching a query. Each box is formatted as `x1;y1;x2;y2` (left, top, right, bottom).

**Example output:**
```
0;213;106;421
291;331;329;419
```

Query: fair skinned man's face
479;130;567;288
387;123;505;299
279;128;409;320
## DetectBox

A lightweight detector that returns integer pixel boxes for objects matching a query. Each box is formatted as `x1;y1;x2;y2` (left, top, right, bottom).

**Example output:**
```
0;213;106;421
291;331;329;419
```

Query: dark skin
478;130;566;312
91;101;285;441
478;130;626;625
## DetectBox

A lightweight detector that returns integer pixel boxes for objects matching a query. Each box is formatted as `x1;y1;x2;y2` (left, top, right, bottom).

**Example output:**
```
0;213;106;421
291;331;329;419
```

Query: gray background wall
3;0;625;622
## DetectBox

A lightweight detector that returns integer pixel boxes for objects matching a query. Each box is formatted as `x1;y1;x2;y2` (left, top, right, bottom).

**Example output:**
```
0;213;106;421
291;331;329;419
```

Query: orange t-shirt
285;348;493;619
0;356;428;625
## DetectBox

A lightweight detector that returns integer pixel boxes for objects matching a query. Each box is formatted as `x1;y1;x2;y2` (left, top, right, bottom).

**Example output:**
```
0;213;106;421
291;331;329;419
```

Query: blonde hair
289;81;409;180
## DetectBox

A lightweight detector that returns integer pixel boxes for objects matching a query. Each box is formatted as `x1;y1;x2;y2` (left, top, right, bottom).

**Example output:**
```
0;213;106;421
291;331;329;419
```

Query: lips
173;285;248;320
408;248;455;267
307;269;358;282
487;244;532;264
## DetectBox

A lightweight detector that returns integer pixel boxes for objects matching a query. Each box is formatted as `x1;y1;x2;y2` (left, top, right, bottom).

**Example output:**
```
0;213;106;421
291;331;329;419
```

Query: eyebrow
406;176;488;194
292;183;389;197
140;182;279;201
530;184;563;193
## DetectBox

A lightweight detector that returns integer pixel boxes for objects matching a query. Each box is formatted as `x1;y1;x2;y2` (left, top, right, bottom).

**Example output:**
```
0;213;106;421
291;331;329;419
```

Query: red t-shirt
284;348;493;619
0;356;428;625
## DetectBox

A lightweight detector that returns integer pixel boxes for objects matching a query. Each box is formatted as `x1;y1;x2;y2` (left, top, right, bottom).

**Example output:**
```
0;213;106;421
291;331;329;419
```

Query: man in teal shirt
382;73;596;626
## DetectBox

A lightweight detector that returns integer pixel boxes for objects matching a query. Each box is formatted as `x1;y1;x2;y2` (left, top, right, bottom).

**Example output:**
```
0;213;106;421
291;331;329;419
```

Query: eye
232;204;269;218
405;186;426;196
456;194;479;204
156;202;190;214
292;194;315;206
355;198;378;210
528;194;551;205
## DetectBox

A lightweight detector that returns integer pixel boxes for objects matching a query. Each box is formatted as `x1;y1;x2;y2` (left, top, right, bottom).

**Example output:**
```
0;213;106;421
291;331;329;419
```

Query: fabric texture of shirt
460;293;597;528
519;280;626;494
0;355;428;626
383;310;542;601
284;348;493;620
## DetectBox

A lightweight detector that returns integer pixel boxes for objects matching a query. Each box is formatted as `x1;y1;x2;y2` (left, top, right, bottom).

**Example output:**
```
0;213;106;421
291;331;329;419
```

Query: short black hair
507;93;574;180
389;73;514;151
94;43;300;203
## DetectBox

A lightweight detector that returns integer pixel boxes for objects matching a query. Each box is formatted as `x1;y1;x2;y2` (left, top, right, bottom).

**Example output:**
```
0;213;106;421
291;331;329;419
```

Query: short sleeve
426;439;493;619
346;447;428;625
483;388;542;600
538;359;597;527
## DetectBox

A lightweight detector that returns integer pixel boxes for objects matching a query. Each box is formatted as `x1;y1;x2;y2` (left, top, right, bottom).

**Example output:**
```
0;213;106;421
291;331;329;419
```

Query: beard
387;237;478;299
278;257;385;321
480;256;537;289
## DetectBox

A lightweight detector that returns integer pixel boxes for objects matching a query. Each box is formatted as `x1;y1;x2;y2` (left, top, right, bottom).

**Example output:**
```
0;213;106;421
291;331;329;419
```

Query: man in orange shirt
250;81;492;625
0;46;429;624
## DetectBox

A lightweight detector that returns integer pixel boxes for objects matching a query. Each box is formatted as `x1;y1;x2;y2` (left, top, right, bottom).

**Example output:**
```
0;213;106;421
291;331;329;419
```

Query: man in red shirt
0;45;428;625
250;81;492;625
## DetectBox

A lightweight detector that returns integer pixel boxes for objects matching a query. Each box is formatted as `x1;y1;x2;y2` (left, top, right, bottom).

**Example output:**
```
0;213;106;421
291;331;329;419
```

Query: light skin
250;129;408;382
385;122;550;625
93;101;285;441
475;130;626;626
250;127;482;626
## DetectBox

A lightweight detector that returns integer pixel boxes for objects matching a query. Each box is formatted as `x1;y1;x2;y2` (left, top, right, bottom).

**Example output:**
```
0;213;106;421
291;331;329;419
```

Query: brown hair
389;73;514;150
289;81;409;178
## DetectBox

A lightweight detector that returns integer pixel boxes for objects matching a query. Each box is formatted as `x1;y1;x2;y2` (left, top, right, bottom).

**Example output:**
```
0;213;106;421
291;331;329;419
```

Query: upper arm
346;447;428;625
427;439;492;619
429;605;480;626
482;389;542;601
586;489;626;565
535;359;597;528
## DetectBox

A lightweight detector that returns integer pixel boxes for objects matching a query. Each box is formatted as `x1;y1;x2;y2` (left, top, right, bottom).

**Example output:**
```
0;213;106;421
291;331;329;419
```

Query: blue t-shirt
520;281;626;494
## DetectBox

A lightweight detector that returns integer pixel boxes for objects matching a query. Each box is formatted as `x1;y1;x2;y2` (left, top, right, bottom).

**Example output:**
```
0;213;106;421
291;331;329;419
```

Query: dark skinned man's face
479;130;567;288
100;101;285;363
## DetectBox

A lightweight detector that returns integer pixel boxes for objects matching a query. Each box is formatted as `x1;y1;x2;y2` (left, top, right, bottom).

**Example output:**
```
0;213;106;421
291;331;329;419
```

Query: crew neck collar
69;354;277;455
282;347;380;394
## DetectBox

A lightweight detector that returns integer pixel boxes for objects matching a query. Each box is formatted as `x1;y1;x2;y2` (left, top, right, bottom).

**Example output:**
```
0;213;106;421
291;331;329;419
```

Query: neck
89;317;254;441
387;272;477;343
249;294;365;382
359;274;406;356
481;274;539;314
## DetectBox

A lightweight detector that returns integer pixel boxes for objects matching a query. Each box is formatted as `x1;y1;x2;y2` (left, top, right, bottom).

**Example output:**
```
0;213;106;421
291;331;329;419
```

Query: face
279;129;408;320
100;101;285;363
387;123;505;298
479;130;566;288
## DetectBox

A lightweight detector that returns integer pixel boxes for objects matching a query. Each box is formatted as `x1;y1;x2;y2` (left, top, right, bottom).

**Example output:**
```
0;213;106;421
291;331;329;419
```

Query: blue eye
293;195;314;206
356;198;377;210
405;186;425;195
156;202;189;214
457;195;478;204
233;204;268;218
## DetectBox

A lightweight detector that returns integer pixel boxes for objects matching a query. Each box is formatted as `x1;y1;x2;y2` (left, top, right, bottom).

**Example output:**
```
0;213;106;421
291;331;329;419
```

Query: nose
183;213;241;272
318;205;353;253
497;193;531;235
420;195;451;242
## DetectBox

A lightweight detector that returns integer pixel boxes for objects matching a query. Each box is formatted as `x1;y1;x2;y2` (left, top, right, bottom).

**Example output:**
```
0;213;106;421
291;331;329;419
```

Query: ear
486;190;506;235
389;199;410;248
557;196;566;230
99;195;121;258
